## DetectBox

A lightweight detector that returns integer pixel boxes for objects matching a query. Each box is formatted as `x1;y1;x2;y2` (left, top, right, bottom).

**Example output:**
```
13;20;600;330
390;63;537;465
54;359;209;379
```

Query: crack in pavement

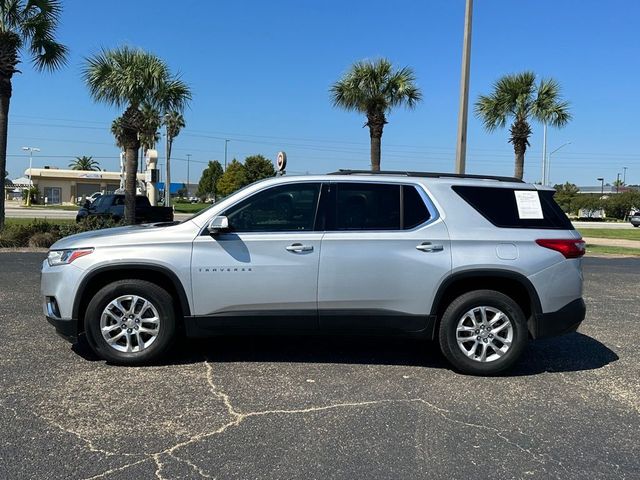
17;359;583;480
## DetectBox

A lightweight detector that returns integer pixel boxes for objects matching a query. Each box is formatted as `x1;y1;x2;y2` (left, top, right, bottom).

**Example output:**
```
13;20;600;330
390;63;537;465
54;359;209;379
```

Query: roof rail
327;169;524;183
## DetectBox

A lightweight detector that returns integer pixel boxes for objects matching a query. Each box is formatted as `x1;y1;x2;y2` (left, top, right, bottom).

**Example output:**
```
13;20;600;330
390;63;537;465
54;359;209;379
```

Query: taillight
535;239;586;259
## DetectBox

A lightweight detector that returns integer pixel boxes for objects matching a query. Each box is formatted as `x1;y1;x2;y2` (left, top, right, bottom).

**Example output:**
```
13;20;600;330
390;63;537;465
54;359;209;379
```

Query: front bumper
46;316;78;343
533;298;586;339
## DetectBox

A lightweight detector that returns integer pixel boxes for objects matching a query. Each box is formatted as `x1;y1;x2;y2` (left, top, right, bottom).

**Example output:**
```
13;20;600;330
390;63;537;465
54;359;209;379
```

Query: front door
318;182;451;333
191;182;323;331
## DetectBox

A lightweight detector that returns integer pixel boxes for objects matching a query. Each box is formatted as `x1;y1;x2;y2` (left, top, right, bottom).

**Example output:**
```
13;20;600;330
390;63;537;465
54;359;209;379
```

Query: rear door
317;181;451;333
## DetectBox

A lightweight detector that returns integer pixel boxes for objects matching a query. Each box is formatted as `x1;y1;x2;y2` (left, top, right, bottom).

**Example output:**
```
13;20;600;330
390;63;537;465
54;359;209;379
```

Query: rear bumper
46;316;78;343
533;298;586;339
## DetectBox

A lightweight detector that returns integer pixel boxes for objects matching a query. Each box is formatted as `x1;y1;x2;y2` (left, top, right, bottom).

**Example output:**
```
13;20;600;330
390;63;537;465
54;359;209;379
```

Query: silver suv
41;170;586;375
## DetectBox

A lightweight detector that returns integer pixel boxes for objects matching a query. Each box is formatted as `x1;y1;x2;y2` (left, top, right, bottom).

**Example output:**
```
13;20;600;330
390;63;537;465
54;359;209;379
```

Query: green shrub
28;232;57;248
0;217;123;248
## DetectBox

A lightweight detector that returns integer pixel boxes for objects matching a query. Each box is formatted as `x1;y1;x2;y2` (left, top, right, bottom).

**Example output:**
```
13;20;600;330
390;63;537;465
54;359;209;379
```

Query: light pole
454;0;473;174
616;173;621;193
597;177;604;196
224;139;229;170
623;166;628;186
186;153;191;197
22;146;40;206
541;123;547;184
545;141;571;185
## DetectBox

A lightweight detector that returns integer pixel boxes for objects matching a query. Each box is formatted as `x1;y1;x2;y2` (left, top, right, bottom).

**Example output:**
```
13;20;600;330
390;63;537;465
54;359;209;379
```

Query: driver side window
223;183;321;232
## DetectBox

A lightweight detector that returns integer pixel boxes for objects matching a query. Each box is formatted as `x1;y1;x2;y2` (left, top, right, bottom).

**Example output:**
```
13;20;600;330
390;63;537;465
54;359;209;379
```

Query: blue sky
6;0;639;186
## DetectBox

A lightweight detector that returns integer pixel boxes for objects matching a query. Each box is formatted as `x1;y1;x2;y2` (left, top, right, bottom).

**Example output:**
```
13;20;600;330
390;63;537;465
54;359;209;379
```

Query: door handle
416;242;444;252
286;243;314;253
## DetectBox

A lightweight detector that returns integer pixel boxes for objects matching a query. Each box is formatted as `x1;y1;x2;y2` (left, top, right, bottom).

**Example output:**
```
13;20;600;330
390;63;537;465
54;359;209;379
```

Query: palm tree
162;111;185;207
69;156;100;171
83;46;190;224
330;59;422;171
139;104;161;152
475;71;571;180
0;0;68;229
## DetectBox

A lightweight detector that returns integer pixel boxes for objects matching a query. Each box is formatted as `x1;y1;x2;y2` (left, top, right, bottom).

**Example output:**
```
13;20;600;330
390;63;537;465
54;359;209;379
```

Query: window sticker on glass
514;190;544;219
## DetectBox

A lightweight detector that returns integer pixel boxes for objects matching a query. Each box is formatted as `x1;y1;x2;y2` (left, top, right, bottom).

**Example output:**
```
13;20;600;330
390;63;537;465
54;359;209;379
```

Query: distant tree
69;156;100;171
604;191;640;220
243;155;275;185
0;0;68;230
139;104;161;152
612;178;624;191
83;46;191;224
216;159;246;197
475;72;571;180
553;182;579;213
330;58;422;171
572;195;604;217
177;183;188;198
162;111;185;208
197;160;224;199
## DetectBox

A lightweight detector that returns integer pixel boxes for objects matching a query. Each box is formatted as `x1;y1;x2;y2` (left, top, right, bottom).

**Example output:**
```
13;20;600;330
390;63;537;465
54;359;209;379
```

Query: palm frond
330;58;422;115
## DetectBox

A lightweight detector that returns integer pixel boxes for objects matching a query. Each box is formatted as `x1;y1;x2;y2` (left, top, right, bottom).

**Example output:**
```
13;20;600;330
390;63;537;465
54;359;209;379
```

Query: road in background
4;207;191;221
0;254;638;479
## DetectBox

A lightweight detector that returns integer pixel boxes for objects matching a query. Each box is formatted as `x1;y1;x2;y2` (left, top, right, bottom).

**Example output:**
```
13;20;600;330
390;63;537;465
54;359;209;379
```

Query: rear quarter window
452;186;573;230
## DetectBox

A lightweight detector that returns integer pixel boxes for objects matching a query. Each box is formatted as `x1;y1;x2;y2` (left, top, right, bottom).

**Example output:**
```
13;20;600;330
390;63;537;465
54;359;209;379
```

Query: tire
84;280;176;365
438;290;528;376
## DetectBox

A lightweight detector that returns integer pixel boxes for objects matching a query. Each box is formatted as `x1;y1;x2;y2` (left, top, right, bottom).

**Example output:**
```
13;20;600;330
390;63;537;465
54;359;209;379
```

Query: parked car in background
87;192;103;203
630;211;640;227
76;194;173;224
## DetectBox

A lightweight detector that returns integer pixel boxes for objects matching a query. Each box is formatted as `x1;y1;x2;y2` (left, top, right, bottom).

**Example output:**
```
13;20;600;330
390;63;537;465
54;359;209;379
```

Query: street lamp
186;153;191;197
597;177;604;196
22;146;40;206
545;141;571;185
623;166;628;186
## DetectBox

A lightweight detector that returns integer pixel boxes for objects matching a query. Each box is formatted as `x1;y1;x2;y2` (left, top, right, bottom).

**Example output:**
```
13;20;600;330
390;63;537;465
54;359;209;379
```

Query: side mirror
207;215;229;235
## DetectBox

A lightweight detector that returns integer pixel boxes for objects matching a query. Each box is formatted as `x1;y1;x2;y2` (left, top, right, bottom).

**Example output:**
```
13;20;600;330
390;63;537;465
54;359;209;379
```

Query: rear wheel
85;280;176;365
438;290;528;375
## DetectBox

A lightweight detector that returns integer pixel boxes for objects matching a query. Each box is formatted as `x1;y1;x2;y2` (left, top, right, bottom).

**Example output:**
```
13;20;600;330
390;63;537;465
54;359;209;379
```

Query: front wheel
438;290;528;375
84;280;176;365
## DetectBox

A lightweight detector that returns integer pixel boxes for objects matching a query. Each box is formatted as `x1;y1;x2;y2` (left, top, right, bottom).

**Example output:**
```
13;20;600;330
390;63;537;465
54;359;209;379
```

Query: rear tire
84;280;176;365
438;290;528;376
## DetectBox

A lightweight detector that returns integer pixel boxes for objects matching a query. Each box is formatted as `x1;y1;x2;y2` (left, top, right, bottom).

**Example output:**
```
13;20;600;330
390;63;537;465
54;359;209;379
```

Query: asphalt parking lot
0;253;638;479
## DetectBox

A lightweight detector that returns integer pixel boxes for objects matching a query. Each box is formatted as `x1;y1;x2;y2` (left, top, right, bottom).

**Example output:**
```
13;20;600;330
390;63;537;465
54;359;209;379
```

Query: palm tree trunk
367;111;386;172
124;146;138;225
509;118;532;180
0;82;11;231
165;136;172;207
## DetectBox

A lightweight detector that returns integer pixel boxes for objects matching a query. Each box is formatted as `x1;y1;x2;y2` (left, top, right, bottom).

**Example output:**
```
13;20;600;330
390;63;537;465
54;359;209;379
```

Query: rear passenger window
452;186;573;229
403;185;430;229
336;183;400;230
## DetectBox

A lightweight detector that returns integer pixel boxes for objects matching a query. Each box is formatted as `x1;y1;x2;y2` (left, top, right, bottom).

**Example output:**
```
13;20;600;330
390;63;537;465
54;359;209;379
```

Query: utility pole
22;146;40;206
541;123;547;184
224;139;229;170
186;154;192;197
164;119;171;208
454;0;473;174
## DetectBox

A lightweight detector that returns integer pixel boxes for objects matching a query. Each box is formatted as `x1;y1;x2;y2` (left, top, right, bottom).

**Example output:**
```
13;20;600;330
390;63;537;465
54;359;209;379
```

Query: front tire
84;280;176;365
438;290;528;375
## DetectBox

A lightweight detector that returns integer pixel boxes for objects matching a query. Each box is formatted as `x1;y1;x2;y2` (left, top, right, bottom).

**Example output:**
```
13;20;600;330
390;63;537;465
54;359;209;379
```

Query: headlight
47;248;94;266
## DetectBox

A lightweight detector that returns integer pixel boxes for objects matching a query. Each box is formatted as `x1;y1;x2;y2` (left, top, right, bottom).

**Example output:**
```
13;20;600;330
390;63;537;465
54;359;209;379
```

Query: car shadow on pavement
73;331;619;376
